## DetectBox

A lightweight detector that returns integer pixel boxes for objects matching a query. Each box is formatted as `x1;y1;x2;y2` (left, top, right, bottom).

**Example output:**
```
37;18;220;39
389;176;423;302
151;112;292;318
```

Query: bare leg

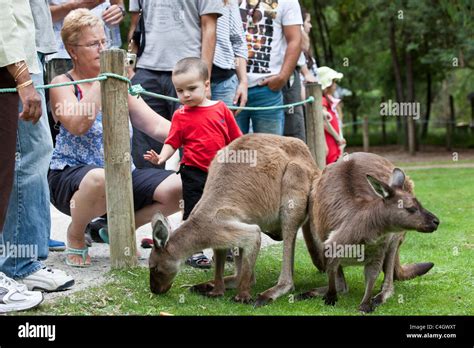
135;174;182;228
68;169;107;265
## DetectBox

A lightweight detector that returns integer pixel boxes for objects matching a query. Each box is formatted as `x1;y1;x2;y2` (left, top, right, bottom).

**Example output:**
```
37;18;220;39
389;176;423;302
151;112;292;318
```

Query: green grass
30;168;473;316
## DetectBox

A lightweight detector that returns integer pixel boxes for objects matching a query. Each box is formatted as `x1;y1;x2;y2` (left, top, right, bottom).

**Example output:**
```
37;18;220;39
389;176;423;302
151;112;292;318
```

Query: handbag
132;0;146;57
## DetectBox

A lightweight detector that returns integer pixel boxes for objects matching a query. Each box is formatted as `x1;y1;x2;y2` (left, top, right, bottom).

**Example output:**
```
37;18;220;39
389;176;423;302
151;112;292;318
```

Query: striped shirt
214;0;248;70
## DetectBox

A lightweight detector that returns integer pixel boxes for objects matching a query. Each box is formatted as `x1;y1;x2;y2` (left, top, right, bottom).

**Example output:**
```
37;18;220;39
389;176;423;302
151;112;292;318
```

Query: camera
126;52;137;70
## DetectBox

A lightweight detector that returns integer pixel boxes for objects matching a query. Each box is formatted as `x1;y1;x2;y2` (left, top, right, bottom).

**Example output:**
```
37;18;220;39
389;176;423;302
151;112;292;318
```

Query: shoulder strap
64;72;80;99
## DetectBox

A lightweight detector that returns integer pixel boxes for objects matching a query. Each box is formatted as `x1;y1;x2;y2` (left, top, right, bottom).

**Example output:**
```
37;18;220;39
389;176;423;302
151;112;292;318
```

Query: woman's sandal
185;252;212;269
65;246;91;267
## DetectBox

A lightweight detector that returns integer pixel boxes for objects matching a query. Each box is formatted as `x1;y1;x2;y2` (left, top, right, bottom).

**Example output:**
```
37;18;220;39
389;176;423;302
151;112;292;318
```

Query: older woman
48;9;182;267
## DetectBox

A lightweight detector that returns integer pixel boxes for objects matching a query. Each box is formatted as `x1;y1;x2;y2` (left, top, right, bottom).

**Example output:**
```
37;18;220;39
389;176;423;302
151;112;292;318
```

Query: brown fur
149;134;321;306
301;152;439;313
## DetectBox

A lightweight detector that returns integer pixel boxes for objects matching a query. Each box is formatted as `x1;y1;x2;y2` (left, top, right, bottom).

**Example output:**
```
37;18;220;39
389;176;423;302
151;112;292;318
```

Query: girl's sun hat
317;66;343;90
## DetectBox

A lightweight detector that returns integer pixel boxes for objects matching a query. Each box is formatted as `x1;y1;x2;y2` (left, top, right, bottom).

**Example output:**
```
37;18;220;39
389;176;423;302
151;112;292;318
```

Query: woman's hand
102;5;124;26
143;149;164;165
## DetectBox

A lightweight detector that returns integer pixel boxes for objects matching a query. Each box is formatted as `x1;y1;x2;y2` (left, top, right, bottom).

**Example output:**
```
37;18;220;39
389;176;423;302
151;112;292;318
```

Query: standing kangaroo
149;134;320;306
300;152;440;313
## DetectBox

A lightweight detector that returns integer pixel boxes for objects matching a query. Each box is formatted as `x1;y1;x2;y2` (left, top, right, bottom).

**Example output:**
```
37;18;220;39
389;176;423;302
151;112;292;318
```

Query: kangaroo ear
367;175;393;199
152;213;170;249
389;168;405;190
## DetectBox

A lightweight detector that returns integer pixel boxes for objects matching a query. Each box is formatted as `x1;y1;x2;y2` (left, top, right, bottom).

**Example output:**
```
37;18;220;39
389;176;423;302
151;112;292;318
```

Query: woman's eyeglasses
74;39;111;50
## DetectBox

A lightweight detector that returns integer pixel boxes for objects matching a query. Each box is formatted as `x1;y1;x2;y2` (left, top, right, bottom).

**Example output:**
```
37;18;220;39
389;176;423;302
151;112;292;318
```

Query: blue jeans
211;74;238;107
0;53;53;278
235;85;284;135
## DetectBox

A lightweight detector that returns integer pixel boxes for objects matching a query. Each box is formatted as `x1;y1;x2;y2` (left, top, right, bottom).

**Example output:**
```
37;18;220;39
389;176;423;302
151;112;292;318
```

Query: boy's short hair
173;57;209;82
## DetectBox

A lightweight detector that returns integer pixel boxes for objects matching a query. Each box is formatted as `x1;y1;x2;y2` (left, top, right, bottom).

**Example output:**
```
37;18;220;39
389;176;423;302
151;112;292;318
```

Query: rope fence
0;72;315;111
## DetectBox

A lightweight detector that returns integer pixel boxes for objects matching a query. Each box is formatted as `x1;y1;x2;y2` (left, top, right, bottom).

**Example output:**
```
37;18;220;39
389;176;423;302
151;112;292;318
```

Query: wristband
16;80;33;90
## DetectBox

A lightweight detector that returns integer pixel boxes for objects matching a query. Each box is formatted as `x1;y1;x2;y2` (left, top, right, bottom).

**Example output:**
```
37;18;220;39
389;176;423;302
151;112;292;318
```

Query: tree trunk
421;72;432;139
313;2;329;64
446;95;455;151
320;5;335;67
405;48;416;155
381;97;387;145
388;19;404;139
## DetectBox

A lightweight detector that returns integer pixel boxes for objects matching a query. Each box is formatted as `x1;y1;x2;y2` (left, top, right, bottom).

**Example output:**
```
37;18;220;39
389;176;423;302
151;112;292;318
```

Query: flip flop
65;246;91;268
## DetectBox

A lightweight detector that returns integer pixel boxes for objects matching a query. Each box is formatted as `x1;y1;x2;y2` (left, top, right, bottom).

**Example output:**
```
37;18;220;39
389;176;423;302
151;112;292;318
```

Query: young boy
144;57;243;268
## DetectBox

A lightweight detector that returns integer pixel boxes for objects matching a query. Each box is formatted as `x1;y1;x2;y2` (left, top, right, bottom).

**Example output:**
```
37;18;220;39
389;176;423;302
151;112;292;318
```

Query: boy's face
172;70;210;107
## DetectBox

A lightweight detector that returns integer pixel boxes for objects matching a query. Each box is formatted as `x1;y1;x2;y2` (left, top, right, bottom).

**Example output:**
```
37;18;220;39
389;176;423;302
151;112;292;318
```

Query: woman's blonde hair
61;9;103;47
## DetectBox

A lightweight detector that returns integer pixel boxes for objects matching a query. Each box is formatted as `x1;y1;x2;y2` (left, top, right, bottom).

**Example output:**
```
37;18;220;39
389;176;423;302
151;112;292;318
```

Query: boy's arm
159;144;177;163
225;107;243;142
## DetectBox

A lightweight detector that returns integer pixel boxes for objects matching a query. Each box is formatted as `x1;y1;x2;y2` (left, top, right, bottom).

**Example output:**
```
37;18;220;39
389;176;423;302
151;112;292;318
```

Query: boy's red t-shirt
165;101;243;172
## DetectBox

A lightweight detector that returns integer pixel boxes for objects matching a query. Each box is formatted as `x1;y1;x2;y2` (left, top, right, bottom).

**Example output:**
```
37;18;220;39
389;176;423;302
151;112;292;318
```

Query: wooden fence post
305;83;326;170
363;116;370;152
446;95;455;151
100;49;137;269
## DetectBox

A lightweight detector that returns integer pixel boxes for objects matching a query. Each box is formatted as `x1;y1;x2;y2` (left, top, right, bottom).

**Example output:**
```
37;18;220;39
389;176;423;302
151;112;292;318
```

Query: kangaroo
299;152;440;313
148;133;320;306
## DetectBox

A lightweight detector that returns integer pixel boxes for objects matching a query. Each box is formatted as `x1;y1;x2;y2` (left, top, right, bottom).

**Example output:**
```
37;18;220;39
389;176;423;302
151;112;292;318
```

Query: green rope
0;73;314;110
130;84;314;110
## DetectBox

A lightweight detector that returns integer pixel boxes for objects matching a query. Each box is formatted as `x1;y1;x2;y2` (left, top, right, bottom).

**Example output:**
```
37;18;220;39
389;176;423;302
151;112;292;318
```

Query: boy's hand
143;150;164;165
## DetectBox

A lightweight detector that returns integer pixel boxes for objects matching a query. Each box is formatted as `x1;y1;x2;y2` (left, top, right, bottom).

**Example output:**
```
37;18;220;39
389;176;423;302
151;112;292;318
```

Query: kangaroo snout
150;273;173;294
417;213;440;233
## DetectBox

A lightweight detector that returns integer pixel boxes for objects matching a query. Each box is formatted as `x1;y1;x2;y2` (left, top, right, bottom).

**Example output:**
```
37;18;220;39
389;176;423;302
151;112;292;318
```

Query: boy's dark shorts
179;164;208;220
48;165;175;216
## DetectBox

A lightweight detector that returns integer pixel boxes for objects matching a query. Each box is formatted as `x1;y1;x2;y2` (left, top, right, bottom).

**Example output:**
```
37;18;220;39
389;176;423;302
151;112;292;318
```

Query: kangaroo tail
302;220;326;273
394;249;434;281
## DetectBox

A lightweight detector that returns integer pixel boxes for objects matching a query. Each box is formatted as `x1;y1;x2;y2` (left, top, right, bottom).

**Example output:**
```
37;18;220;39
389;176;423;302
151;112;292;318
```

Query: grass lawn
31;168;473;316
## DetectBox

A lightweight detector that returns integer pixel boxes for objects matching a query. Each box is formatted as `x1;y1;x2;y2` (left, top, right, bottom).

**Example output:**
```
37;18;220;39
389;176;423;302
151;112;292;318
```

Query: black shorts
48;165;175;216
179;164;208;220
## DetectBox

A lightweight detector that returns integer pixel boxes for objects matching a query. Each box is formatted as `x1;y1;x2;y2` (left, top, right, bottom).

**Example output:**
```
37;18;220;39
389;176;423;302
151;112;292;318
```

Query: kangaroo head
148;212;180;294
366;168;440;233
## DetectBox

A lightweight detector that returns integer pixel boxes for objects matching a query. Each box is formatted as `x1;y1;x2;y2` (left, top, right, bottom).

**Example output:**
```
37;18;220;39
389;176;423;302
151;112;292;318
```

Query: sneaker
141;237;153;249
18;267;75;292
0;272;43;313
48;239;66;252
85;218;107;243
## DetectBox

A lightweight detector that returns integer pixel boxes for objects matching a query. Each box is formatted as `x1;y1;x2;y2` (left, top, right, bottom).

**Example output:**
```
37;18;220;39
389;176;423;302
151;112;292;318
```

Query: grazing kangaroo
299;152;440;313
149;133;320;306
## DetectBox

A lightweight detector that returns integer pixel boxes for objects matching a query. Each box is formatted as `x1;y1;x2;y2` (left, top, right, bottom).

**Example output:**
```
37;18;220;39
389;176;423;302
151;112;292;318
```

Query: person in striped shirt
211;0;248;115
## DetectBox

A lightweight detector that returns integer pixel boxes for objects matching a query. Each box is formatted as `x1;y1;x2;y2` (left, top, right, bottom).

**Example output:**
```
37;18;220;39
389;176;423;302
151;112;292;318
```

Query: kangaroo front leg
373;238;398;306
205;249;226;297
359;262;382;313
234;233;261;304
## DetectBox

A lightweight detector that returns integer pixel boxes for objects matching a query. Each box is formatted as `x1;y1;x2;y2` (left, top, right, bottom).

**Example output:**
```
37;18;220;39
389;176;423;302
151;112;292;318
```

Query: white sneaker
0;272;43;313
18;267;75;292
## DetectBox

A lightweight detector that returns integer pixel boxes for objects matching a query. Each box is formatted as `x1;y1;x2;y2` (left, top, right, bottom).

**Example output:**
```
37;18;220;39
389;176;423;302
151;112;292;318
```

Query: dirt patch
347;145;474;164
